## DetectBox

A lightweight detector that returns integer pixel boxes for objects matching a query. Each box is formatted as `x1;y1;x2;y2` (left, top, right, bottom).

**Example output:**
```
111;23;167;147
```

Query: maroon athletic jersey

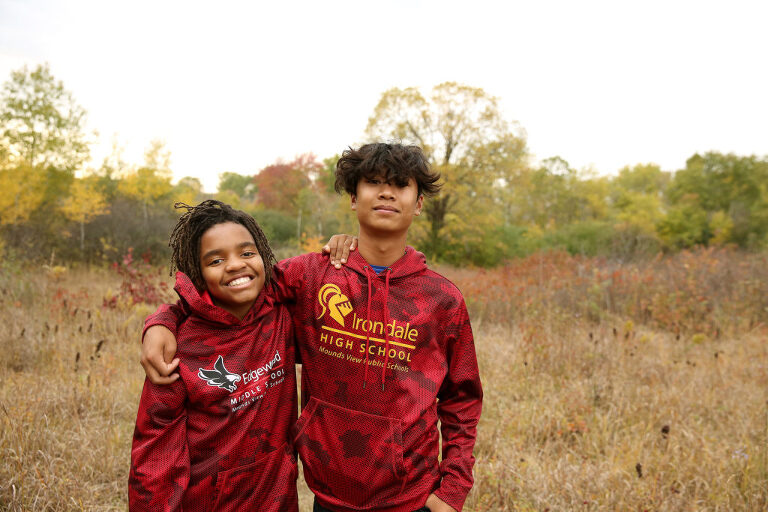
130;272;298;512
145;248;482;512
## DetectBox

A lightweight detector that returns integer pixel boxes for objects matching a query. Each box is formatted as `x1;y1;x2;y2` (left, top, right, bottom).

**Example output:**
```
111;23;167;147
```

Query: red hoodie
130;272;298;512
145;248;482;512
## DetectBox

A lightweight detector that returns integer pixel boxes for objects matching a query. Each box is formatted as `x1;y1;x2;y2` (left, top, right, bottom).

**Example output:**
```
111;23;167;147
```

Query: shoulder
421;268;466;303
275;251;328;272
403;267;468;316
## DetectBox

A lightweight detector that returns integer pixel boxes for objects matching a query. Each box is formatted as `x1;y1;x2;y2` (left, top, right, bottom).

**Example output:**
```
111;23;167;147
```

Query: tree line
1;65;767;267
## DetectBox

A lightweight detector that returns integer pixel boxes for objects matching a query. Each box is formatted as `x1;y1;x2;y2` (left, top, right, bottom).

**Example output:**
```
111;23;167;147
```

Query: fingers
150;370;180;385
141;326;179;385
141;356;180;385
336;236;357;268
333;237;349;267
321;235;357;269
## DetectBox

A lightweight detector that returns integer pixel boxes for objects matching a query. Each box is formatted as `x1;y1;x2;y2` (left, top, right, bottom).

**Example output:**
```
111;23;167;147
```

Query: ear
414;194;424;216
350;194;357;211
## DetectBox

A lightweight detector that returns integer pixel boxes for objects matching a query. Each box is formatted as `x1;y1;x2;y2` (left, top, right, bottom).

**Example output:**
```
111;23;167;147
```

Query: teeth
227;277;251;287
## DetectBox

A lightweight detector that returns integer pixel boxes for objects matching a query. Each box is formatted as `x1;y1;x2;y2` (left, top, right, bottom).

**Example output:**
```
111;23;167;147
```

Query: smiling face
351;175;423;236
199;221;265;320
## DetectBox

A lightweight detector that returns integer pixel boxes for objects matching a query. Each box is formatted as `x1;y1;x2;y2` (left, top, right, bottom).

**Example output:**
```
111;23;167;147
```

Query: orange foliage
442;247;768;337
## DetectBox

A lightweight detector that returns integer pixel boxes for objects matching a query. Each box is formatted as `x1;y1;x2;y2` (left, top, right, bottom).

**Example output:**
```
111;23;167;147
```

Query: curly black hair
168;200;276;290
335;142;441;197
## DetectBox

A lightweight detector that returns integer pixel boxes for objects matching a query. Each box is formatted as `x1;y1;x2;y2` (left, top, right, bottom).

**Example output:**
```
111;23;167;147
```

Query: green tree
607;164;668;256
218;171;255;198
0;64;90;171
216;172;255;209
660;153;768;248
365;82;528;261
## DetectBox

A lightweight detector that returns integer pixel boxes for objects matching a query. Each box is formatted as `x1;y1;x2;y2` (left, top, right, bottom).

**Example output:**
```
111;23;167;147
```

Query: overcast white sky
1;0;766;192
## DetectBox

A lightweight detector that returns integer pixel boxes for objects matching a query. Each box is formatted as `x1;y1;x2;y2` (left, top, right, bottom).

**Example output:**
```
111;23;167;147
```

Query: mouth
373;205;399;213
225;275;254;287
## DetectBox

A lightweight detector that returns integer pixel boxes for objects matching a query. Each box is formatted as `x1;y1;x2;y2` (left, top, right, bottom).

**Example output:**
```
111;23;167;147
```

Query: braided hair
168;200;276;290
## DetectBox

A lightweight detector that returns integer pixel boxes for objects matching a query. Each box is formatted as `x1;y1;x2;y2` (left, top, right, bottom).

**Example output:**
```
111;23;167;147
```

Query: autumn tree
0;64;92;256
252;154;330;246
253;155;315;212
365;82;528;261
117;139;173;228
0;159;46;226
60;176;109;251
173;176;204;206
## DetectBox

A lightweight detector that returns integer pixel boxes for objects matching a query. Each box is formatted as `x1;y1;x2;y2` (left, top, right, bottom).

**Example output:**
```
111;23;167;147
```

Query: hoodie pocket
210;442;298;512
293;396;406;507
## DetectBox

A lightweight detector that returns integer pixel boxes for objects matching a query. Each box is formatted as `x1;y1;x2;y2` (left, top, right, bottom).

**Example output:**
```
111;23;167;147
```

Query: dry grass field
1;248;767;511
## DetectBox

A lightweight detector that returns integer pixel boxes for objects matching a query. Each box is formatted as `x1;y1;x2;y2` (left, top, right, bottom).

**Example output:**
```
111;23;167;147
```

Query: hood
344;246;427;280
173;271;268;326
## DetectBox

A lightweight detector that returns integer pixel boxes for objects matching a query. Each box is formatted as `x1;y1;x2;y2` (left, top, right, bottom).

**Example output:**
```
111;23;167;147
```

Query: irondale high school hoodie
145;248;483;512
131;272;298;512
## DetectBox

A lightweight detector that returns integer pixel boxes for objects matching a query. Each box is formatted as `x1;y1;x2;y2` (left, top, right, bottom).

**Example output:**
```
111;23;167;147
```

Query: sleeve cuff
433;485;468;512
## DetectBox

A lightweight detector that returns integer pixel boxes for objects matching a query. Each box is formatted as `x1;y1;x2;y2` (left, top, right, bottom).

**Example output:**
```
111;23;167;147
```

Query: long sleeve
142;301;187;340
269;257;308;305
129;379;189;511
433;302;483;512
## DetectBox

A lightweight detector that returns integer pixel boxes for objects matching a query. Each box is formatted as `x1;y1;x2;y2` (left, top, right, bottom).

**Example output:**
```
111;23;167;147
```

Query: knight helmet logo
317;283;353;327
198;355;241;392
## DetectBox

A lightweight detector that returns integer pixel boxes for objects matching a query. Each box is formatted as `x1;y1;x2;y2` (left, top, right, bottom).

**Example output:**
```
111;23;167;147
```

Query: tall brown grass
1;248;766;510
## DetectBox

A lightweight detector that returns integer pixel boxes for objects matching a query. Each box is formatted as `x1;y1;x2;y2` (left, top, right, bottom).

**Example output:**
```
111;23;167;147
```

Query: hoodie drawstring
381;268;391;391
361;266;393;391
362;265;373;389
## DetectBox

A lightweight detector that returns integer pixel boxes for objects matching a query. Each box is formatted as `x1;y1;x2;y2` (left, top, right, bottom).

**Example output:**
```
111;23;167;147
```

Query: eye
366;178;380;185
242;251;257;258
208;258;223;266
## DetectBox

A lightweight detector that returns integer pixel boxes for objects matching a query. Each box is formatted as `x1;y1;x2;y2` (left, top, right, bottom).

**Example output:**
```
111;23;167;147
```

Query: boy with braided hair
130;200;299;511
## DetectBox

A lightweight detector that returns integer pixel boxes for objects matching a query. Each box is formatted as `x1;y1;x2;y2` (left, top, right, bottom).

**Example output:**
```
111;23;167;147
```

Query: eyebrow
201;241;256;261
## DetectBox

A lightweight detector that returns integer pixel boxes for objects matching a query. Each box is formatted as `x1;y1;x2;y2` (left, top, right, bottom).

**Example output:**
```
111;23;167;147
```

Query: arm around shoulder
141;302;185;385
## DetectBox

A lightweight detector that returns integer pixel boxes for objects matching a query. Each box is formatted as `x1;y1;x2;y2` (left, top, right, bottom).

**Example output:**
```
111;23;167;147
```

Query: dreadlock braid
168;200;276;290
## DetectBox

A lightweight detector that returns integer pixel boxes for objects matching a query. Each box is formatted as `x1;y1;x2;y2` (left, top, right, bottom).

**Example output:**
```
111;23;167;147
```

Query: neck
356;228;408;267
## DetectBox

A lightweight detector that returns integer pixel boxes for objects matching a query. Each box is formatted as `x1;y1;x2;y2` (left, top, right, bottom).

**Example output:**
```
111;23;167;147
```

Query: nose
378;182;395;199
225;256;246;272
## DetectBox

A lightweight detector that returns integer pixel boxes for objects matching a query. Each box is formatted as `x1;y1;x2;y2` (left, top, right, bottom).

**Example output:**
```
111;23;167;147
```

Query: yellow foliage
300;234;324;253
0;162;47;225
60;178;109;223
118;167;172;204
43;264;68;281
691;333;707;345
214;190;242;209
709;210;733;245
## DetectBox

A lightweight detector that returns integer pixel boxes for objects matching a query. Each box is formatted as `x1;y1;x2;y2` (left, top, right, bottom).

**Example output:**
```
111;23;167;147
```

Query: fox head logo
317;283;353;327
198;355;241;392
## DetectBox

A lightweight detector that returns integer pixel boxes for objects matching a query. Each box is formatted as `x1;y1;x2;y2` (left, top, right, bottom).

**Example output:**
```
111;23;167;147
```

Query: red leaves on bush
442;247;768;337
103;248;168;308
